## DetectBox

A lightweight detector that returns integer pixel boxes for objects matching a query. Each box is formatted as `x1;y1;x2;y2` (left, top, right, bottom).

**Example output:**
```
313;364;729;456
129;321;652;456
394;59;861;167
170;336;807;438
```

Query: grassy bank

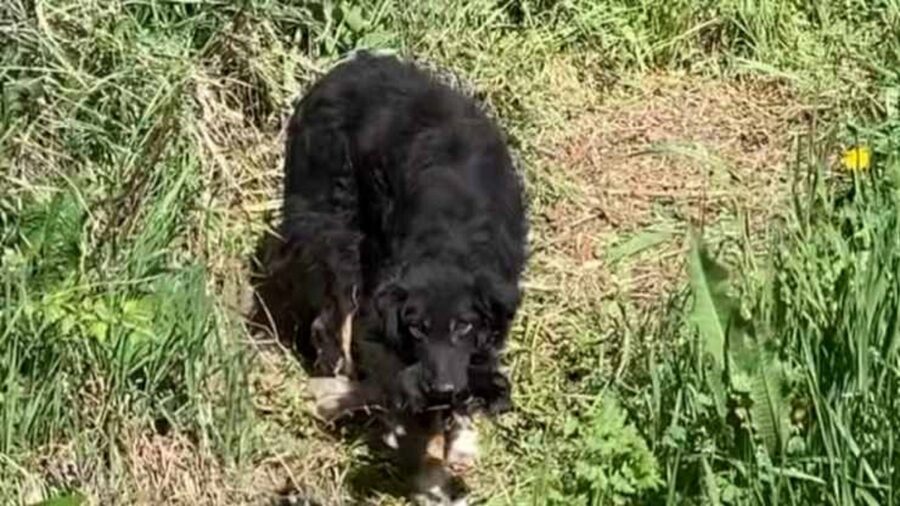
1;0;899;503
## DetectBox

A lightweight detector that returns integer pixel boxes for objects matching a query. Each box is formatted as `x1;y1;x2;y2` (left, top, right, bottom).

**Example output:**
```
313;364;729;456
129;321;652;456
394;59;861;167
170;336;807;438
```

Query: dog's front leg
413;412;469;506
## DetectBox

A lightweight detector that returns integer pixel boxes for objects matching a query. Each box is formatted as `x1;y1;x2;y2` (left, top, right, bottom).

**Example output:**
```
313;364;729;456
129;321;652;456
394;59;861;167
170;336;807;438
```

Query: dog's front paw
412;462;468;506
381;421;407;450
307;377;355;421
445;415;478;476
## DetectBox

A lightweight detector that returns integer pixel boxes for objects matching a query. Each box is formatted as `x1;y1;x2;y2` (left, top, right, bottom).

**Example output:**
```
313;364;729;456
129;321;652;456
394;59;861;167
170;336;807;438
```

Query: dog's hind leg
309;288;357;377
282;99;363;377
307;263;358;377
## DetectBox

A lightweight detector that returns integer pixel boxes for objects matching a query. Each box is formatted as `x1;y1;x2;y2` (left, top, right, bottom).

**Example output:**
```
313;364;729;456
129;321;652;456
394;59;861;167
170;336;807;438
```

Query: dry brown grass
530;73;805;305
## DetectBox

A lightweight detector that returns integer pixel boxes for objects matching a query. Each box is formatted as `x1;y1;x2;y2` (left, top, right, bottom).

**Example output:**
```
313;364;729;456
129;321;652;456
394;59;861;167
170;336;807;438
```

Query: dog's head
374;263;517;411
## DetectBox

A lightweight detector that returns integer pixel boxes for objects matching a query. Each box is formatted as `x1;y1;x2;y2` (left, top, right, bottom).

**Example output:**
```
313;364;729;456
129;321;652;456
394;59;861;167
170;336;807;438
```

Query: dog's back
280;52;527;505
285;52;526;298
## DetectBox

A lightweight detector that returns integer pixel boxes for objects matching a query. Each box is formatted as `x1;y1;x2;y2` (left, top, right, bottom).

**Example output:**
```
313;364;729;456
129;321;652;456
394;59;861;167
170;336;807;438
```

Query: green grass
640;128;900;505
2;0;900;504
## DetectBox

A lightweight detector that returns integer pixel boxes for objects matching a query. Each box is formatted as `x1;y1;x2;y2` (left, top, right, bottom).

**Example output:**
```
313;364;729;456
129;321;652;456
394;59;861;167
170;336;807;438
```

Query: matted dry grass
530;73;805;305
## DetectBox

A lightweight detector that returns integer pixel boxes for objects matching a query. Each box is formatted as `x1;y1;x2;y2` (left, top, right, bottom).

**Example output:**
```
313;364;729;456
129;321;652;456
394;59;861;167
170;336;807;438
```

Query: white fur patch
338;310;355;375
382;431;398;449
426;432;446;463
382;422;406;449
412;463;466;506
307;377;360;420
445;414;478;475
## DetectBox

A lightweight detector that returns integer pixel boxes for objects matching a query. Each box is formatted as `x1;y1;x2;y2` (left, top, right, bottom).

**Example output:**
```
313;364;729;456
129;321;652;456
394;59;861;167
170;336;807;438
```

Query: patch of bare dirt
535;73;805;303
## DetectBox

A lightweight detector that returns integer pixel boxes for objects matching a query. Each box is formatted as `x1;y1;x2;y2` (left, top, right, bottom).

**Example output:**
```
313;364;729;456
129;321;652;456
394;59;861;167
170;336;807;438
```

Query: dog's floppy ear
374;281;408;345
474;272;519;346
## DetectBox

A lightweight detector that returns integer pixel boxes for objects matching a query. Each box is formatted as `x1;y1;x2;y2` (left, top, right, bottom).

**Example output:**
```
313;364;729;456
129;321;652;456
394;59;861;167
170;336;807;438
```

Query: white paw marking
307;377;358;420
382;423;406;449
445;415;478;475
412;464;462;506
425;432;446;463
383;430;399;449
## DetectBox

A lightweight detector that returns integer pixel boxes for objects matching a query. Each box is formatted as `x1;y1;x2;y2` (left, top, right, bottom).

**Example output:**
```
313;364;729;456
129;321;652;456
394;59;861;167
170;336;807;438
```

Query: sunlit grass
1;0;898;503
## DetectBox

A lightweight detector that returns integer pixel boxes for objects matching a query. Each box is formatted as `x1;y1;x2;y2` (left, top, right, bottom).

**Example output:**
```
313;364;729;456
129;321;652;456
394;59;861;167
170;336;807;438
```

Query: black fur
281;52;527;414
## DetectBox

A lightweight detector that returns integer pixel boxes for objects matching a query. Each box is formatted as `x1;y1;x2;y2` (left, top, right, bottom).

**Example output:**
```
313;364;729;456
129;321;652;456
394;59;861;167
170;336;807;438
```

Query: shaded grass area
1;0;899;504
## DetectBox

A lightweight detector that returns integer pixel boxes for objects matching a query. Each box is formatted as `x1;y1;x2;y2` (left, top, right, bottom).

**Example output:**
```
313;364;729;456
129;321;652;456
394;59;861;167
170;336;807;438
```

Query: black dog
280;51;527;420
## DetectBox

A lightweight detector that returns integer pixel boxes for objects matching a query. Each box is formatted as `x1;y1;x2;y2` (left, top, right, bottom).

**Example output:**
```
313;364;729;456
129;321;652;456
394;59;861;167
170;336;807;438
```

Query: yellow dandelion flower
841;145;871;172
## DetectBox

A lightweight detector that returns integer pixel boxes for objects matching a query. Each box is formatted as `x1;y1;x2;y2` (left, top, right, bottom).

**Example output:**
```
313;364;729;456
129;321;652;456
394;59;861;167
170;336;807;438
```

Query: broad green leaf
701;456;721;506
687;235;787;454
687;234;731;370
724;315;757;393
341;3;367;32
687;234;734;419
606;228;674;265
30;493;85;506
704;355;728;421
359;30;398;49
770;466;826;485
748;351;786;455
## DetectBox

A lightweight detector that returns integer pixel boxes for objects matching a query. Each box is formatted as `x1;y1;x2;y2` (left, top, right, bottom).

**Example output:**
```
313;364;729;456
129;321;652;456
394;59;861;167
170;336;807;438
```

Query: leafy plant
688;234;789;456
542;395;661;505
658;126;900;504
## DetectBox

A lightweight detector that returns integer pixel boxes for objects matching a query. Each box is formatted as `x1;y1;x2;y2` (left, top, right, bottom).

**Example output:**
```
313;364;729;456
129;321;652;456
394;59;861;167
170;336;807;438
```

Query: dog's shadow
247;228;318;368
247;227;415;504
